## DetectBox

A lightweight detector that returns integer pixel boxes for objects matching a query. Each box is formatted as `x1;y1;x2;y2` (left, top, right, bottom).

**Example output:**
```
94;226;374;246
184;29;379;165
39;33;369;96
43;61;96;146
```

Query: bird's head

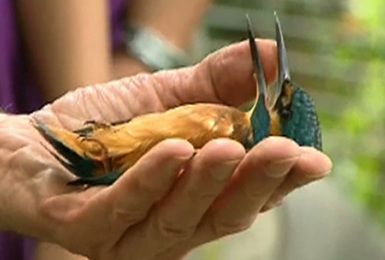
247;13;322;150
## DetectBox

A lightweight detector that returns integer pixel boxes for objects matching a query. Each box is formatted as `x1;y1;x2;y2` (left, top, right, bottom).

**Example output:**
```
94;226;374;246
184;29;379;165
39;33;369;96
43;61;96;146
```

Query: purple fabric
0;0;42;114
0;0;127;258
0;233;35;260
110;0;129;49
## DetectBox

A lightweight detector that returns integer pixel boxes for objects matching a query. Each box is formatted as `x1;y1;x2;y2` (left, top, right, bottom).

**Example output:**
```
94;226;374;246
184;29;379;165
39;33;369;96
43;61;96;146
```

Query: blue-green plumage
246;14;271;148
68;171;121;186
277;86;322;150
272;12;322;151
250;95;270;147
247;12;322;151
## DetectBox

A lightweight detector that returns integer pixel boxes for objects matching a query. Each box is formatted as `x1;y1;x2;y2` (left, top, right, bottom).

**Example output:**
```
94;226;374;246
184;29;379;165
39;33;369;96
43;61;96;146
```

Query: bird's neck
269;110;282;136
248;95;271;145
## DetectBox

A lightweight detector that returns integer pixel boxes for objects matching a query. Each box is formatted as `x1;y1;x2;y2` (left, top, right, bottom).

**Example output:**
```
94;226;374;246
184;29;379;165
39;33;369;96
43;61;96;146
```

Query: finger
114;139;245;259
260;147;332;212
100;139;195;228
192;137;300;243
40;139;194;253
152;139;245;238
153;39;277;108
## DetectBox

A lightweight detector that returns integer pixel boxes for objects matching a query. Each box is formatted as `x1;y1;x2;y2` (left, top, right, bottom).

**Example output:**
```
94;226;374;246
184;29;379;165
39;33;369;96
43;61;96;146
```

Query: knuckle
112;207;147;226
135;177;168;200
211;218;253;237
242;185;268;201
156;217;195;241
186;187;219;202
128;73;153;87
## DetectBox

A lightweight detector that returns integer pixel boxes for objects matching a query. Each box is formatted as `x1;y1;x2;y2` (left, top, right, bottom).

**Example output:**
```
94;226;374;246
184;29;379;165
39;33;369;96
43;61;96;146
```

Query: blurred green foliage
333;0;385;224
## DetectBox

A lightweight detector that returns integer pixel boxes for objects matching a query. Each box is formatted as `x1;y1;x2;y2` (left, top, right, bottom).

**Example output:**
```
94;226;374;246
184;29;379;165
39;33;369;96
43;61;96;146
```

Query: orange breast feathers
44;103;252;173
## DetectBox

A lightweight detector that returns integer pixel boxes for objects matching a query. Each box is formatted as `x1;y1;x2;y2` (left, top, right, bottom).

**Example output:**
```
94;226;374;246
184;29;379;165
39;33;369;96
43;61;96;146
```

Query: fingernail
266;157;298;178
210;159;241;181
305;169;331;179
166;155;193;174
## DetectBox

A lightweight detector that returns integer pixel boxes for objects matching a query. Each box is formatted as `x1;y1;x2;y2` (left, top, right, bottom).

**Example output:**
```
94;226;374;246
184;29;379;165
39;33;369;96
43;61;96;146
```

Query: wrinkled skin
0;39;332;260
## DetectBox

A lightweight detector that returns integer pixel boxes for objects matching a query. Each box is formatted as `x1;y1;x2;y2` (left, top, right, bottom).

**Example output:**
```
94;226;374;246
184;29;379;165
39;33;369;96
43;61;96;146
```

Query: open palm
0;39;331;260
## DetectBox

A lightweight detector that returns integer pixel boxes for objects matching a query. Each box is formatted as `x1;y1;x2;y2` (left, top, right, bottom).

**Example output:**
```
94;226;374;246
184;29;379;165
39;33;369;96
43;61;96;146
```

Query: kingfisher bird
33;13;321;186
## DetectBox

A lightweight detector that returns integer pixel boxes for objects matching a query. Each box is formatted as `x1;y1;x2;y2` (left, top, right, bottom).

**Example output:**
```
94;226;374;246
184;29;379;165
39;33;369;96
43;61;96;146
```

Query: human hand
0;39;332;259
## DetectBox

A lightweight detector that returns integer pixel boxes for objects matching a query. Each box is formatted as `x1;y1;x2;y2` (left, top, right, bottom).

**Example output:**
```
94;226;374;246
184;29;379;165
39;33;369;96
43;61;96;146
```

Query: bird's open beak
246;15;271;144
246;14;268;107
273;12;294;109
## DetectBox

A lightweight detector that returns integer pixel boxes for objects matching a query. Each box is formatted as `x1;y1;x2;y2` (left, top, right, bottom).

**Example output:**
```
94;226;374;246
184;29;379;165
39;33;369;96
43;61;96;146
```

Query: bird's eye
281;108;292;120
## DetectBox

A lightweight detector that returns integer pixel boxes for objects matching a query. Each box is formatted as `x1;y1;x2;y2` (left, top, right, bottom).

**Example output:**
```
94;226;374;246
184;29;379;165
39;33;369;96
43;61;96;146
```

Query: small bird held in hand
33;13;322;186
